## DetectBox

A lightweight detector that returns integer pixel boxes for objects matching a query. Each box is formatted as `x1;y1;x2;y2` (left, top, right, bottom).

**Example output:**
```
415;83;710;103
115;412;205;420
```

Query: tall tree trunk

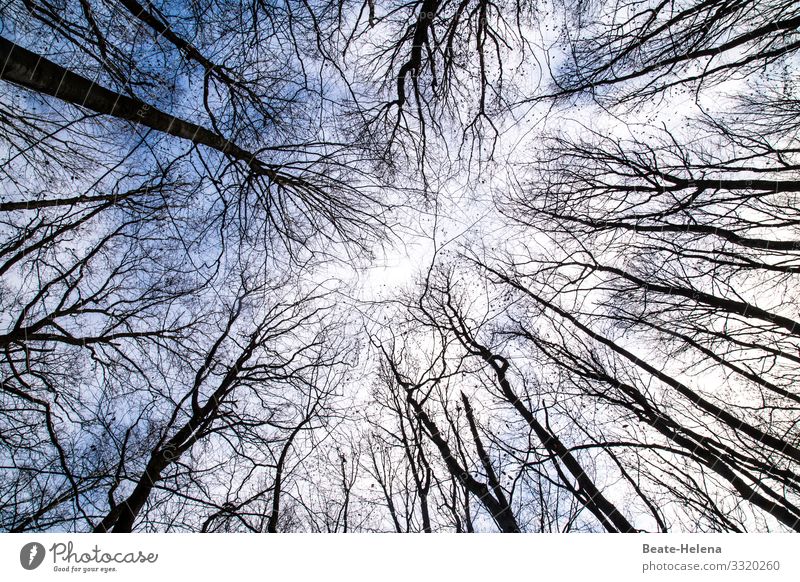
0;37;284;180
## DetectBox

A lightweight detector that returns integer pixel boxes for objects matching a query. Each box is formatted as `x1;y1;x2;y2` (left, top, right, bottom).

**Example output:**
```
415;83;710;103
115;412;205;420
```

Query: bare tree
543;0;800;106
3;0;800;535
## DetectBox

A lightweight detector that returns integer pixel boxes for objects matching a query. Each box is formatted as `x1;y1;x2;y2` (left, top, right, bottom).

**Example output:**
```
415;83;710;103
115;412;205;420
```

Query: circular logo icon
20;542;46;570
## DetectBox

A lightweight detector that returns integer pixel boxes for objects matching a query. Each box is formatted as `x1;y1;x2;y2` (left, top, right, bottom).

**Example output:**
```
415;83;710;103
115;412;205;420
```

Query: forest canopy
1;0;799;532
